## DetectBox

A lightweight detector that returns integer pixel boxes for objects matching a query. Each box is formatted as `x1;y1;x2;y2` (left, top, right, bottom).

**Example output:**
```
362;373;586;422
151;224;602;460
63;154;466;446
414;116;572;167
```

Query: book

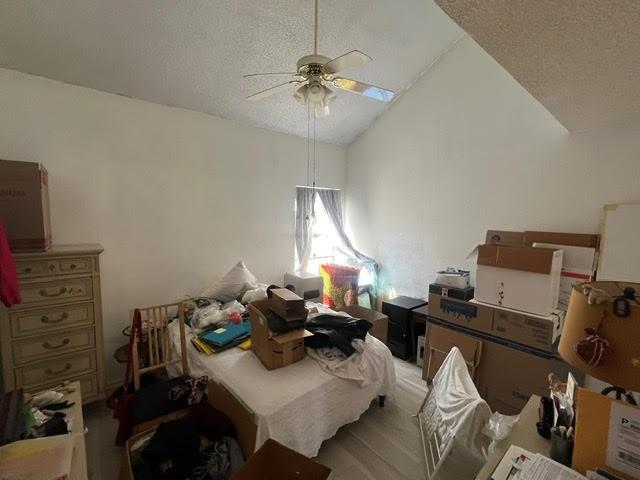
200;321;251;348
191;337;215;356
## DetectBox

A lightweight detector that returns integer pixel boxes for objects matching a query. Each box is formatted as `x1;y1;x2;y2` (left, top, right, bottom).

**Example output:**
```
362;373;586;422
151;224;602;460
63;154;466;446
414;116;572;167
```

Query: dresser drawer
10;303;94;337
53;257;93;275
36;373;99;400
15;259;49;278
19;278;93;307
15;351;96;388
12;327;95;365
16;256;94;279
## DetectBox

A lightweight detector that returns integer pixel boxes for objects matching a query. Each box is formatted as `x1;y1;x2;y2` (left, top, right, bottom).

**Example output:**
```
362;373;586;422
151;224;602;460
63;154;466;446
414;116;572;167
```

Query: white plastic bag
192;303;223;331
241;284;268;304
221;300;246;314
483;412;520;455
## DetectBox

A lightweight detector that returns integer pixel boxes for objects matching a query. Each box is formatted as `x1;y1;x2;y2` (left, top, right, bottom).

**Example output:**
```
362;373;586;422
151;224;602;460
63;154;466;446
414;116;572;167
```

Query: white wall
0;68;347;384
346;36;640;298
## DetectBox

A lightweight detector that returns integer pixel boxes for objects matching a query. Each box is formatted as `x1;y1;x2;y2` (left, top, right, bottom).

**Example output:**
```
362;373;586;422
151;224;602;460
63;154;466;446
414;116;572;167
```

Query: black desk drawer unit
382;296;428;360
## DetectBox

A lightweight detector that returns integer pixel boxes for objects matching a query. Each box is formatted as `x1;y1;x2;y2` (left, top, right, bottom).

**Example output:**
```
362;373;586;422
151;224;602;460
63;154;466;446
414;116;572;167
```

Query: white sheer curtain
295;187;316;271
315;188;376;266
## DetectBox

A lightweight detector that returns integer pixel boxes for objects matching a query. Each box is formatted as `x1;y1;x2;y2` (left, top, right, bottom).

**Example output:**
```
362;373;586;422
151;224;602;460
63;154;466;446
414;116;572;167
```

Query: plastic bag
192;303;223;331
241;284;268;304
483;412;520;455
221;300;246;316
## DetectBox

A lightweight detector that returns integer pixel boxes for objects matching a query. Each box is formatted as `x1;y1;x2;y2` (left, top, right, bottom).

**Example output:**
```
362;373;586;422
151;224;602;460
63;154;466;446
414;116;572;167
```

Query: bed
166;307;396;458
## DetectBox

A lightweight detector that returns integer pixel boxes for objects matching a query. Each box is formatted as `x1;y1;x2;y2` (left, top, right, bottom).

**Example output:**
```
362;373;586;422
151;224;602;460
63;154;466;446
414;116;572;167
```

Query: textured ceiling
0;0;462;145
435;0;640;132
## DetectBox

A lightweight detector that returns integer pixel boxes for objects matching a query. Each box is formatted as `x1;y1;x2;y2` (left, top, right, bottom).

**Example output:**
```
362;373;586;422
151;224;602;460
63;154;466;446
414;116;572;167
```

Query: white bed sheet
167;323;396;457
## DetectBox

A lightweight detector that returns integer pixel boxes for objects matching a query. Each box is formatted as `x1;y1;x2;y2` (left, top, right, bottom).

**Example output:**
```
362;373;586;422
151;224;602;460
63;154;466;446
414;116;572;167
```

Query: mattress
167;322;396;457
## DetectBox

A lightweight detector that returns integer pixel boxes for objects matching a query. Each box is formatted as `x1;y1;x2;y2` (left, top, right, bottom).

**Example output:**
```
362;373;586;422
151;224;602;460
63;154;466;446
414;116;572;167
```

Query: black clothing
305;314;372;356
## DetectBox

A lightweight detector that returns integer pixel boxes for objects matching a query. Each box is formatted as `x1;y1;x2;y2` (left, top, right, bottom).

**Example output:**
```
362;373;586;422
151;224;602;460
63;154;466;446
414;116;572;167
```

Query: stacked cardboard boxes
422;230;597;414
249;289;312;370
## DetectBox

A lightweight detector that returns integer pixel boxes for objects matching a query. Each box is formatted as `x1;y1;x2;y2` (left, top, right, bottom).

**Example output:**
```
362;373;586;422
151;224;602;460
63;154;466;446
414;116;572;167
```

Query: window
295;187;374;288
296;193;343;275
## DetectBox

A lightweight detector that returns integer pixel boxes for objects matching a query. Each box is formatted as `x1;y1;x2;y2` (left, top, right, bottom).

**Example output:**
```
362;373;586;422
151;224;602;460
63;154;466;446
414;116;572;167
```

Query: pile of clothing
305;313;372;356
303;304;393;388
129;405;244;480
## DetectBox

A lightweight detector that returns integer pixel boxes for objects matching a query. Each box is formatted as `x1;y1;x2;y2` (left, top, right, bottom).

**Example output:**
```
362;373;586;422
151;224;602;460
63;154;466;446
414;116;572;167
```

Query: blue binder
200;321;251;348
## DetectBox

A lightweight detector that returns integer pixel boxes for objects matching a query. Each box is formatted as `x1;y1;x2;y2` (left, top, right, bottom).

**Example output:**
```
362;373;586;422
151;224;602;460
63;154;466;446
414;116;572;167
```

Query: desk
35;381;88;480
0;381;87;480
476;395;550;479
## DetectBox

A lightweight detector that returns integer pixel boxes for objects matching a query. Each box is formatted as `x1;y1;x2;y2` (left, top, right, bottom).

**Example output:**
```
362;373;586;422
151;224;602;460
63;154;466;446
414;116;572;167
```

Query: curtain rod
295;185;340;191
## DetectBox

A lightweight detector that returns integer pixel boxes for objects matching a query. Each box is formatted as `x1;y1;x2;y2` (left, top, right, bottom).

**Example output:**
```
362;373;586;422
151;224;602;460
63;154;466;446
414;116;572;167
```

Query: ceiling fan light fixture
294;83;336;117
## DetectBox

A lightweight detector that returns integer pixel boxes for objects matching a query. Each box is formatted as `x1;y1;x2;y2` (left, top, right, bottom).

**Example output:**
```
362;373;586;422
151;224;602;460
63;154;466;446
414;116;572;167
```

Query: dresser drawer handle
43;338;71;349
69;263;77;270
39;287;68;297
45;363;72;376
24;267;33;273
41;312;69;324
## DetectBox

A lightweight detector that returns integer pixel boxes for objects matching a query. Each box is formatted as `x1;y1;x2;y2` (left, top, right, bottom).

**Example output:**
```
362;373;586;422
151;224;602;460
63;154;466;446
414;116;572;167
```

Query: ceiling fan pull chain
307;100;311;186
313;111;317;188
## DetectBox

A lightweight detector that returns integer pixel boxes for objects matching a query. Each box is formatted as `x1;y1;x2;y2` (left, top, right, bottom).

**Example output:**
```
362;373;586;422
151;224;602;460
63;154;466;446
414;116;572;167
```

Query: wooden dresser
0;244;105;404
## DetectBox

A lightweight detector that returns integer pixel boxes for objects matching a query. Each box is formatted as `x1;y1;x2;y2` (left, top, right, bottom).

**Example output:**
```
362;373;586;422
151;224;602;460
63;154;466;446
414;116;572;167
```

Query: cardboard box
533;242;597;311
122;380;258;480
0;160;51;252
337;304;388;344
485;230;525;246
488;301;563;353
523;231;600;249
249;300;312;370
475;244;563;316
232;439;331;480
428;292;494;334
270;288;307;321
424;319;578;414
476;339;559;415
283;271;323;303
571;388;637;479
422;323;482;382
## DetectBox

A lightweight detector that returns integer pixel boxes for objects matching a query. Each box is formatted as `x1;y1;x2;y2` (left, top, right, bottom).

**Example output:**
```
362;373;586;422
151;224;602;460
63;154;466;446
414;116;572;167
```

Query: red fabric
0;222;21;307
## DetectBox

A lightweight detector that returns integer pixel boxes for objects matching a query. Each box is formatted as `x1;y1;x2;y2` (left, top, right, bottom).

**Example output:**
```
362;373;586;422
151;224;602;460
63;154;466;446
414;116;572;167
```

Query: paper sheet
606;402;640;478
520;454;587;480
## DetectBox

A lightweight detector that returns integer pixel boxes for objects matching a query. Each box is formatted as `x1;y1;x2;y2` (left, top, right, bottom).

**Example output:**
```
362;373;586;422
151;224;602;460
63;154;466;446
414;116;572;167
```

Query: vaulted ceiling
435;0;640;132
0;0;463;145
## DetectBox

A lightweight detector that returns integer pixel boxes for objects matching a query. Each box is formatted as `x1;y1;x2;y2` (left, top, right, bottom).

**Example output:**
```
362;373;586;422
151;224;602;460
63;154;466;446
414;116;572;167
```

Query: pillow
201;261;257;302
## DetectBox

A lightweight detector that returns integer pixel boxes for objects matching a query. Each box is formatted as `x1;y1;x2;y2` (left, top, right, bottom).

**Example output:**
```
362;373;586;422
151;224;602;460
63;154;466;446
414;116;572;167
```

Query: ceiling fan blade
332;78;395;102
243;72;298;78
246;81;302;101
324;50;372;75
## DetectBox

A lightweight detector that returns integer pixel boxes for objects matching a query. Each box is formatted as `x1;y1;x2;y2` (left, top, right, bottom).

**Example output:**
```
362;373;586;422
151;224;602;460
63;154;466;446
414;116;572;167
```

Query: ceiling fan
244;0;396;117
